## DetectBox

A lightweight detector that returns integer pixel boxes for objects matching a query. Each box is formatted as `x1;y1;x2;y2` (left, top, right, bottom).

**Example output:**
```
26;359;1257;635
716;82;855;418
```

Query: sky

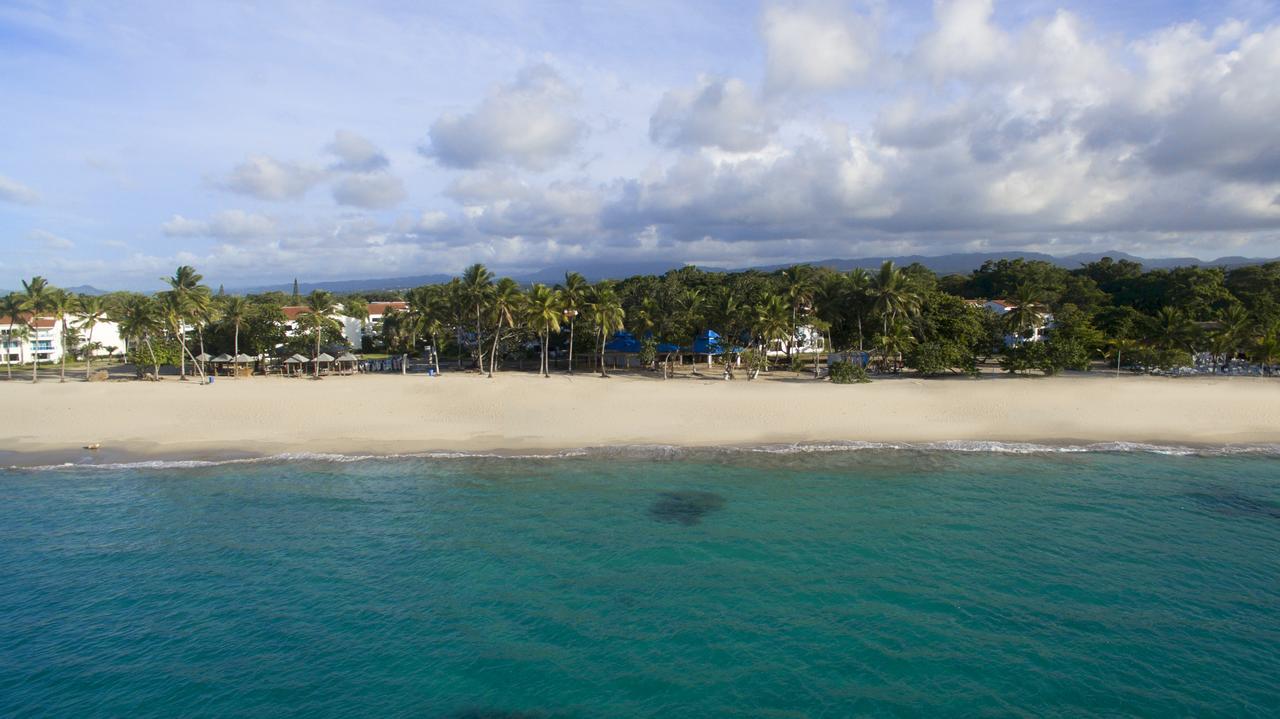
2;0;1280;290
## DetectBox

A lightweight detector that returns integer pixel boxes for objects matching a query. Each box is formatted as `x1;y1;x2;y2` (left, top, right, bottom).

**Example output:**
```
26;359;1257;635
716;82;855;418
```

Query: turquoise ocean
2;445;1279;717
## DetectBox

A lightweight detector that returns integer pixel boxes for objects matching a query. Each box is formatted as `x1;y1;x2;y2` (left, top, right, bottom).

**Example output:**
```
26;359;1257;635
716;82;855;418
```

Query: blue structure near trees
691;329;724;355
604;331;643;354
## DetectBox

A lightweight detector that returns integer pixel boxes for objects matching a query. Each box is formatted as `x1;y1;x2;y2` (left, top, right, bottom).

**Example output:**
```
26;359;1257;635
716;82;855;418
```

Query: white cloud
332;172;407;209
424;63;585;170
649;76;775;152
0;174;39;205
326;130;389;172
30;230;74;250
762;0;876;93
218;155;326;201
162;210;278;239
916;0;1011;81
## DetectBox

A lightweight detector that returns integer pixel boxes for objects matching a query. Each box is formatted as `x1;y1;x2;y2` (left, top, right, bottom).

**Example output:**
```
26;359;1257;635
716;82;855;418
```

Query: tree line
5;256;1280;381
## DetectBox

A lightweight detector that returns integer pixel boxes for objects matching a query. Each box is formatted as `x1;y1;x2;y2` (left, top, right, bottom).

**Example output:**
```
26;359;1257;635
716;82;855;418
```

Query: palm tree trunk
599;327;608;378
4;321;12;379
488;321;502;377
32;349;39;383
432;332;441;375
59;319;67;382
84;327;95;380
145;335;158;378
568;319;575;373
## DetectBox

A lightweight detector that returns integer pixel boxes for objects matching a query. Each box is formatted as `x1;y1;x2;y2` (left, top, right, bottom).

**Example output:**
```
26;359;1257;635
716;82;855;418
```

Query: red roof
280;306;309;320
0;313;56;329
367;301;408;316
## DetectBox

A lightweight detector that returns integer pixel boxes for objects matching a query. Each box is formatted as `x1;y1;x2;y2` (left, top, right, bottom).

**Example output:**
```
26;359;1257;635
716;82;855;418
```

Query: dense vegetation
5;256;1280;381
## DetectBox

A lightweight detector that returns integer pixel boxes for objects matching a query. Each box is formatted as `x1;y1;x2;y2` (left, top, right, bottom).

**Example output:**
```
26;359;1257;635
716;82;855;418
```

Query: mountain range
228;250;1276;295
7;251;1275;297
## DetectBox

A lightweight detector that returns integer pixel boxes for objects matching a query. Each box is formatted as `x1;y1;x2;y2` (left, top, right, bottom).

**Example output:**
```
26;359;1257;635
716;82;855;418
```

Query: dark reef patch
1186;490;1280;519
648;490;726;525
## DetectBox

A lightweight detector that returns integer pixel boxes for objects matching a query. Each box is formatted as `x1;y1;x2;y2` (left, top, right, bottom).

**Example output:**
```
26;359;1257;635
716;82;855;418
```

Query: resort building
968;299;1054;345
1;313;127;364
765;325;826;357
279;306;364;348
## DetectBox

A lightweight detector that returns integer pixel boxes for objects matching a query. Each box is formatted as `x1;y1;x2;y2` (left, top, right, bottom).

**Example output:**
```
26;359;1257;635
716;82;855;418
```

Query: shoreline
4;372;1280;468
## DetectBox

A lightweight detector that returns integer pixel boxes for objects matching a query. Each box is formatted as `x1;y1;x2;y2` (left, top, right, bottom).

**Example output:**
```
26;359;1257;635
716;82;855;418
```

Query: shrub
829;360;870;384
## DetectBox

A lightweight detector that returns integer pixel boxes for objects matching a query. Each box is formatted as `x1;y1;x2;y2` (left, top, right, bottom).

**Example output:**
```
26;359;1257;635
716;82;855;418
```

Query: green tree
526;284;563;377
587;284;626;377
298;290;341;378
48;289;76;382
487;278;522;377
163;265;210;380
1;293;22;379
75;295;109;380
21;276;53;383
461;263;494;369
221;296;251;373
869;261;920;337
115;294;163;378
558;271;588;373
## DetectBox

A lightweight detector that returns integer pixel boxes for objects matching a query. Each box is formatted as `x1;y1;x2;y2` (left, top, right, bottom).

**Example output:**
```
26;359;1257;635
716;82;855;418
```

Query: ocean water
2;447;1279;717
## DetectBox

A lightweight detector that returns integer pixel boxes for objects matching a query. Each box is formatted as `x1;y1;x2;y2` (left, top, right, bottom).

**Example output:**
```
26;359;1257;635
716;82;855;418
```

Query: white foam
9;440;1280;471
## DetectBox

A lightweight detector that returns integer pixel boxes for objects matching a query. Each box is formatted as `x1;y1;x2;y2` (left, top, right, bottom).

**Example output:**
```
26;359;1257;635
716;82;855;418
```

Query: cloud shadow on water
648;490;727;525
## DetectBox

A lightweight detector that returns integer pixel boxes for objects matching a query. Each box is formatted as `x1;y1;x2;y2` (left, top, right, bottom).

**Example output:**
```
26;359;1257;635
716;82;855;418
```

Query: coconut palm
461;263;494;369
847;268;872;351
75;295;108;380
46;290;77;382
1150;306;1195;353
344;296;370;346
1004;283;1047;341
869;261;919;337
526;284;563;377
222;296;251;374
2;292;24;379
115;294;162;378
781;265;817;360
755;293;790;370
487;278;522;377
21;276;53;383
587;284;625;377
163;265;210;379
558;271;588;373
298;290;341;378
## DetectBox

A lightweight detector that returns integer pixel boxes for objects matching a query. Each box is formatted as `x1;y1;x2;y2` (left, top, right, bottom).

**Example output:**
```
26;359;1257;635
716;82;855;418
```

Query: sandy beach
3;371;1279;465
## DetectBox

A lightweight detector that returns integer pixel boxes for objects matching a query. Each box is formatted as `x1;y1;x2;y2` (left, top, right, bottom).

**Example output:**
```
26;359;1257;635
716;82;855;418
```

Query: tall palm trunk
84;326;95;380
431;333;441;375
314;329;321;378
59;318;68;382
233;322;241;379
598;327;608;378
488;320;502;377
145;335;159;378
5;320;14;380
567;320;575;374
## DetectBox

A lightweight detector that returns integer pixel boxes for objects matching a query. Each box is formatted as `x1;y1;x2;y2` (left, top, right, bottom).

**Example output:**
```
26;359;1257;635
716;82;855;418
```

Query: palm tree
587;284;625;377
75;295;108;380
344;296;370;348
755;293;790;372
1151;306;1195;353
163;265;209;380
487;278;522;377
847;268;871;351
116;294;162;378
526;284;563;377
298;290;341;378
869;261;919;338
461;264;494;369
1004;283;1047;341
2;292;24;380
781;265;817;360
21;276;53;383
558;271;588;373
46;290;77;382
222;296;251;374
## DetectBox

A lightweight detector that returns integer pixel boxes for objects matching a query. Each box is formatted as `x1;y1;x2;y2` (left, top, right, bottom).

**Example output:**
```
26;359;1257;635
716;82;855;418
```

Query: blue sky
2;0;1279;289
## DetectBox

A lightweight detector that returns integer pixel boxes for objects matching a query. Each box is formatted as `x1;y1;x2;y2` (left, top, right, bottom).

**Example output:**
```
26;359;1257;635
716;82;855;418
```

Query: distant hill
220;249;1277;295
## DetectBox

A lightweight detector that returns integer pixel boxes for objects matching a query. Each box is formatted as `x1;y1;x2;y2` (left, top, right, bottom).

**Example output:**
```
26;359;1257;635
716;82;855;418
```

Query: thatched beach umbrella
284;353;307;376
314;352;335;376
336;351;358;374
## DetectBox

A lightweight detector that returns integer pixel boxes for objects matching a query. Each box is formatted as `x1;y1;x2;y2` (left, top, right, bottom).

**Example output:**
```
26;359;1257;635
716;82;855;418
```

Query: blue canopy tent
691;329;724;356
604;331;643;354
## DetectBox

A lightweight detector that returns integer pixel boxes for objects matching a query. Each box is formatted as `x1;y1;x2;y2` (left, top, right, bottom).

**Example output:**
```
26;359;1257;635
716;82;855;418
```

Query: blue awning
604;331;642;353
691;329;724;355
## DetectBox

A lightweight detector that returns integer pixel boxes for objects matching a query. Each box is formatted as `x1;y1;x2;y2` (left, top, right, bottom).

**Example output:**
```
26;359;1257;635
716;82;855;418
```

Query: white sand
3;371;1280;462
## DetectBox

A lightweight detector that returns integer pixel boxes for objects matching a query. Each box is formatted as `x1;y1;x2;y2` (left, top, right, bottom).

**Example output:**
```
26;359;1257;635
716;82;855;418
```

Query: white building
280;305;365;348
968;299;1053;345
766;325;826;357
1;313;127;364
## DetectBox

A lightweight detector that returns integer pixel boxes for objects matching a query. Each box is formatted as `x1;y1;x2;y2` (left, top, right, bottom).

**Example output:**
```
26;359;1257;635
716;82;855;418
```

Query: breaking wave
9;440;1280;471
